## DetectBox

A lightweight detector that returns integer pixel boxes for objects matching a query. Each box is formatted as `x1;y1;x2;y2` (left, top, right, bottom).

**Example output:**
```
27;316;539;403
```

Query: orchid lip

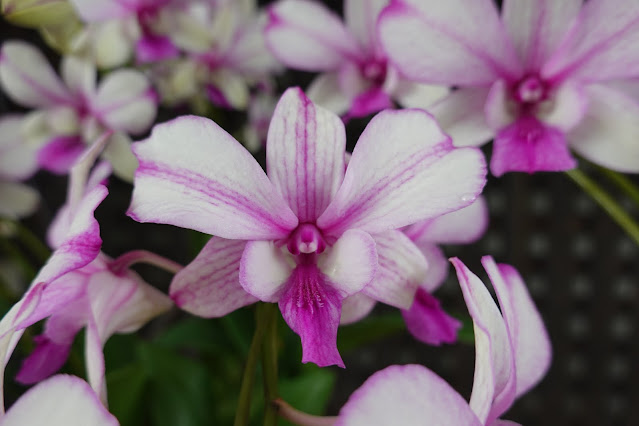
286;223;327;255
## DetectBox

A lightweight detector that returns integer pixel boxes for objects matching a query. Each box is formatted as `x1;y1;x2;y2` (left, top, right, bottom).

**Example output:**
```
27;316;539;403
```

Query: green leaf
106;363;148;426
279;366;337;424
337;313;406;353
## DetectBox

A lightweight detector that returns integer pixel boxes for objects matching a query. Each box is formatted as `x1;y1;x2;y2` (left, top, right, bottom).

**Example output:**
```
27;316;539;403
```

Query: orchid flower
265;0;448;119
331;256;552;426
340;197;488;346
0;115;39;219
129;87;486;367
0;375;119;426
153;0;281;110
0;136;172;412
0;41;157;181
379;0;639;175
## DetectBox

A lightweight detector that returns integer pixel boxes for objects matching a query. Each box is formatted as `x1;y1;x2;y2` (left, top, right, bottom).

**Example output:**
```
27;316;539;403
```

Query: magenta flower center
514;75;547;104
287;224;327;255
361;61;387;87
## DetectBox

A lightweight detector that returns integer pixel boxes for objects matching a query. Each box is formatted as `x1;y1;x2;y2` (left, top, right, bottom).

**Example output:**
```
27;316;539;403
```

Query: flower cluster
0;0;637;424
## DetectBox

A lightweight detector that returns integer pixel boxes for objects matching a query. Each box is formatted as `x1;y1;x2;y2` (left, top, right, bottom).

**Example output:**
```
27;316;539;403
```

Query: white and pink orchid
129;87;486;367
266;0;447;119
0;41;157;180
334;256;552;426
0;137;172;412
0;115;39;219
379;0;639;175
0;375;119;426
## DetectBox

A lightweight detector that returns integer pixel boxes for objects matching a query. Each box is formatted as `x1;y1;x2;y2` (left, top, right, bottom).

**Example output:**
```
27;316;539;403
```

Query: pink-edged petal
413;243;449;293
278;263;344;368
378;0;521;86
340;292;376;325
266;87;346;222
1;375;119;426
605;79;639;104
491;117;577;177
240;241;293;302
502;0;582;70
543;0;639;82
171;237;258;317
362;230;426;310
336;364;482;426
15;335;73;384
0;41;73;108
92;69;157;135
135;35;179;64
84;318;106;404
482;256;552;398
224;16;283;77
68;0;133;21
317;229;377;297
344;0;389;56
568;85;639;173
344;87;393;120
402;289;461;346
538;81;589;132
451;258;516;425
404;196;489;246
0;115;38;180
318;109;487;237
37;136;85;174
393;81;449;111
0;182;39;219
265;0;363;72
61;56;96;98
485;80;516;131
430;88;494;147
306;73;352;116
129;116;298;240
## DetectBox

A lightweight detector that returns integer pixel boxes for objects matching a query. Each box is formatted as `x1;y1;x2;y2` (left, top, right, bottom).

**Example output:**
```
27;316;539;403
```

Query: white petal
61;56;96;98
239;240;292;302
0;182;39;219
306;73;352;116
0;115;38;180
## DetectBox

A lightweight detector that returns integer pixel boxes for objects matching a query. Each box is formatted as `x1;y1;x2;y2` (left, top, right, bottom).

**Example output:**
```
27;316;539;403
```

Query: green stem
261;305;279;426
234;303;272;426
566;169;639;246
596;166;639;207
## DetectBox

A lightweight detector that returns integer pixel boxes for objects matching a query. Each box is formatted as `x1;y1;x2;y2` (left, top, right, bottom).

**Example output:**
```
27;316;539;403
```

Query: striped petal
129;116;298;240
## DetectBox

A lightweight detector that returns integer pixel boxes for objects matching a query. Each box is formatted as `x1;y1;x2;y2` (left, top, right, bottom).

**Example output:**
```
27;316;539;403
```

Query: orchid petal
84;318;106;404
208;70;250;110
430;88;494;148
412;243;448;293
240;241;292;302
451;258;516;424
0;115;38;180
0;182;39;219
485;80;516;131
61;56;96;98
135;35;178;64
537;81;589;132
1;375;119;426
344;0;389;56
340;292;376;325
402;289;461;346
317;229;377;297
68;0;133;21
362;230;426;310
491;117;577;176
345;88;393;120
503;0;582;70
278;264;344;367
101;132;137;182
171;237;258;317
306;73;352;116
543;0;639;82
568;85;639;173
225;15;282;76
318;109;487;237
378;0;521;86
337;364;482;426
482;257;552;398
405;196;489;246
92;69;157;135
0;41;73;108
266;0;363;71
129;116;298;240
266;87;346;222
393;81;449;111
88;21;134;69
37;136;86;175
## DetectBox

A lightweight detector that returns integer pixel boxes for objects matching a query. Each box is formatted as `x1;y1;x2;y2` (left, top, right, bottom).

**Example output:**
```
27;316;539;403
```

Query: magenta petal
402;289;461;346
136;35;178;64
278;264;344;368
15;335;72;384
491;117;577;176
38;136;86;175
344;88;393;120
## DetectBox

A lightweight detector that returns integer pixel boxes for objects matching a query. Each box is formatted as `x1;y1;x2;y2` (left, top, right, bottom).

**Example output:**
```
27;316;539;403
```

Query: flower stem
566;169;639;246
272;398;337;426
234;303;271;426
595;166;639;207
261;304;279;426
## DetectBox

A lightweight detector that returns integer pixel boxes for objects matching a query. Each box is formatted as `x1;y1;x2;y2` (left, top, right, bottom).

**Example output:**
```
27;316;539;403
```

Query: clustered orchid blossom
0;0;636;424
